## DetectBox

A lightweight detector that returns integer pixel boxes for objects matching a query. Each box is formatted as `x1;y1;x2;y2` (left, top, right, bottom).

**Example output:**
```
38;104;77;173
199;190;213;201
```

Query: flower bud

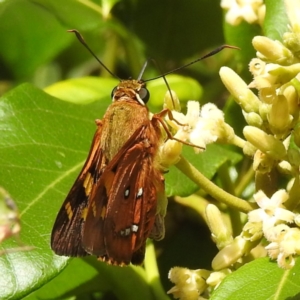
294;214;300;227
243;126;287;160
269;63;300;84
284;0;300;33
283;85;298;117
242;111;263;127
252;36;294;64
164;90;181;111
160;136;183;168
212;236;255;270
242;222;263;241
243;141;257;156
220;67;260;113
283;31;300;54
268;94;292;135
259;103;271;121
206;204;233;249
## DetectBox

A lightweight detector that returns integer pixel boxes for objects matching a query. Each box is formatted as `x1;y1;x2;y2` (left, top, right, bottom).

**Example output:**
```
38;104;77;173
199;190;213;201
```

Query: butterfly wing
51;121;104;256
104;143;157;265
82;125;158;265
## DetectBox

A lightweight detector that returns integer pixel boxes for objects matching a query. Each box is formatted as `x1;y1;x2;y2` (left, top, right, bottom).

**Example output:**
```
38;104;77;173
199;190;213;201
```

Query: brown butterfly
51;30;236;265
51;77;168;265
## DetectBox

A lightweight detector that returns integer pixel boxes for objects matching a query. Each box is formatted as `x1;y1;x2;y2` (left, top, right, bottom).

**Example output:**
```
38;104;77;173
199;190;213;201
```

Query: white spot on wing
136;188;143;199
131;224;139;232
125;188;130;198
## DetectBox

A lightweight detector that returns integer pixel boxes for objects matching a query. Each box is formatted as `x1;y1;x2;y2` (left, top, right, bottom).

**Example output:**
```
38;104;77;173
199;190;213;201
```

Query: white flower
265;227;300;269
166;101;200;140
221;0;265;26
168;267;210;300
248;190;294;234
165;101;235;153
189;103;235;148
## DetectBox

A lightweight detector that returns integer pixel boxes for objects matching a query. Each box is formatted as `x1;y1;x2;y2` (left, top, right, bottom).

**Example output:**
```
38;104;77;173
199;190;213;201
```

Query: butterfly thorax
100;80;155;161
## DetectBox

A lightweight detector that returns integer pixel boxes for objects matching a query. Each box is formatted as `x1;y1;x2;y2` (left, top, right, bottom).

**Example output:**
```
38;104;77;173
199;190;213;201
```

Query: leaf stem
217;163;244;234
235;162;255;197
175;156;257;213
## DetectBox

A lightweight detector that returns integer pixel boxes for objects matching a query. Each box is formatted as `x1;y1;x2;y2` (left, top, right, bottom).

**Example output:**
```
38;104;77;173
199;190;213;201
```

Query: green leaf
223;20;260;77
45;77;118;104
45;75;203;107
147;75;203;108
0;83;109;299
264;0;289;41
30;0;104;30
24;258;102;300
0;0;103;79
24;256;158;300
211;257;300;300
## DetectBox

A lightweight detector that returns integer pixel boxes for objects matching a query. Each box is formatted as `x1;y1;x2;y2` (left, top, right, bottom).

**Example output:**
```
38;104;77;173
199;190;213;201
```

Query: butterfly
51;78;167;265
51;29;236;265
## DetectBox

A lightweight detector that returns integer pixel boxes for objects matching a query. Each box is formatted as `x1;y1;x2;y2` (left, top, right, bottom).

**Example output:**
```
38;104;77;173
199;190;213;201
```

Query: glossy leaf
264;0;289;41
147;75;203;108
45;77;118;104
211;258;300;300
0;83;108;298
24;256;161;300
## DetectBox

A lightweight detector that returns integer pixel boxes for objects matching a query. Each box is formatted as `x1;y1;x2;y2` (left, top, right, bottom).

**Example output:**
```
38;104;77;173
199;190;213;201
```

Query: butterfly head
111;79;150;106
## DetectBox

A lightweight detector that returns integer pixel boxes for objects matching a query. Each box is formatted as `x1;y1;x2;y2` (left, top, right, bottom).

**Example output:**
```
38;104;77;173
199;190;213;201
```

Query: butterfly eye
111;86;118;99
138;88;150;103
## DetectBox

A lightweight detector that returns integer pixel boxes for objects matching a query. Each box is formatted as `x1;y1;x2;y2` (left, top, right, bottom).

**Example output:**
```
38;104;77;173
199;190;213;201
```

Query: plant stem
175;156;257;213
144;242;170;300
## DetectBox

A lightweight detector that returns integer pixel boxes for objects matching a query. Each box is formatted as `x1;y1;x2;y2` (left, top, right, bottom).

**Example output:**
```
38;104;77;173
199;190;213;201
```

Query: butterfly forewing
81;126;146;258
103;136;156;264
82;125;159;265
51;121;103;256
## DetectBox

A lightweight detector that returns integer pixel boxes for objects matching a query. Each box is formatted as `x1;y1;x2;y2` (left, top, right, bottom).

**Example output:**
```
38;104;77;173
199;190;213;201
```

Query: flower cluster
168;0;300;299
218;0;300;264
213;190;300;270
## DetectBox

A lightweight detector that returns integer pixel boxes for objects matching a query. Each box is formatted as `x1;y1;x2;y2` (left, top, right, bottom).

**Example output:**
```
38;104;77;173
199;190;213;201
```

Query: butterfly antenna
137;60;149;81
149;58;176;109
68;29;121;80
145;44;239;82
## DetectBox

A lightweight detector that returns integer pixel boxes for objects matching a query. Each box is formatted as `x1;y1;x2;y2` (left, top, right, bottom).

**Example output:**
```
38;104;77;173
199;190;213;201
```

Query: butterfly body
51;79;165;265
